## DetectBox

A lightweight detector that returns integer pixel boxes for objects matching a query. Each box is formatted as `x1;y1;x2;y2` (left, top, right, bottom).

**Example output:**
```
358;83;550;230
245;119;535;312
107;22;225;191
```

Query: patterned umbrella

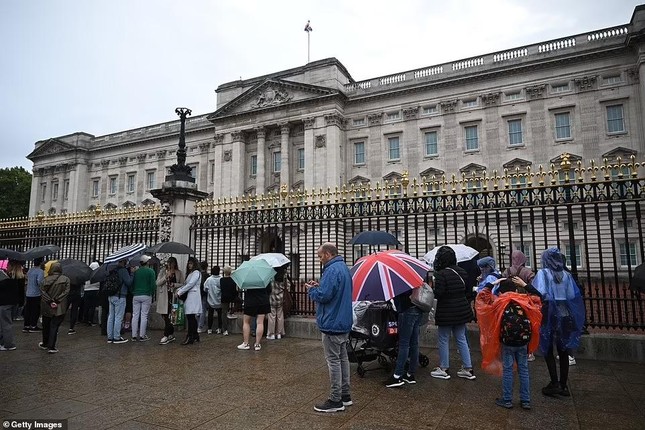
103;243;147;264
350;250;431;302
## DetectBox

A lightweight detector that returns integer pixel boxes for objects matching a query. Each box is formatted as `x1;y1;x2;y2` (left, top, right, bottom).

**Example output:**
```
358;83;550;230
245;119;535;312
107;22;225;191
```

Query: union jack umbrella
350;250;431;302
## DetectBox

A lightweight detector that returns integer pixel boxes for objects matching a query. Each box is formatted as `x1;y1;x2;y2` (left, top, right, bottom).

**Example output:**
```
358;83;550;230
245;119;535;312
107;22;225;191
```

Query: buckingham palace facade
27;6;645;217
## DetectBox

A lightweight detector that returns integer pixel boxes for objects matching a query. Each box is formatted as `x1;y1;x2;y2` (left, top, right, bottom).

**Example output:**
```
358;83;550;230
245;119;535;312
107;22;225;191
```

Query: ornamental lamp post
165;107;194;183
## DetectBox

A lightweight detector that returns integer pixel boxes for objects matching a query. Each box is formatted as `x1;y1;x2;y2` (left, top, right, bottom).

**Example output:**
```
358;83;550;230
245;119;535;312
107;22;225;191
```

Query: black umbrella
89;262;118;283
0;271;8;281
0;248;26;261
146;241;195;255
349;231;401;246
59;259;93;286
23;244;60;260
630;263;645;293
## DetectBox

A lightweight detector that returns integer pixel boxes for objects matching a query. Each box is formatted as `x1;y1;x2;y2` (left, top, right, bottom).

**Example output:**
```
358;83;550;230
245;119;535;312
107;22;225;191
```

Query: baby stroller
349;301;430;377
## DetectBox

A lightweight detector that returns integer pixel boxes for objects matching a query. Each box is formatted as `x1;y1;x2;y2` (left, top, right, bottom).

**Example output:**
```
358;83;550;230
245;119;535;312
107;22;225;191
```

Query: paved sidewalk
1;325;644;430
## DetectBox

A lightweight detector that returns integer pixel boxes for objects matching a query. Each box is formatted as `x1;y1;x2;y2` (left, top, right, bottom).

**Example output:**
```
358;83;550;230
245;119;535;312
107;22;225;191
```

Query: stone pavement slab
0;325;644;430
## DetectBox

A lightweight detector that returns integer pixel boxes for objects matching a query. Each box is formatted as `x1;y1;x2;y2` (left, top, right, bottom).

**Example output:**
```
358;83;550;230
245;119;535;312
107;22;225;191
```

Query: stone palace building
28;6;645;218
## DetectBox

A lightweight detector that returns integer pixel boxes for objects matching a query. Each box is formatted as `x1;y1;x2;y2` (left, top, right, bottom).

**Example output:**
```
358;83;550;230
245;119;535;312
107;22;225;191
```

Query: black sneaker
67;329;76;335
29;326;42;333
495;398;513;409
112;337;129;344
48;348;58;354
38;342;48;350
313;399;345;413
22;327;30;333
341;395;353;406
385;375;404;388
559;385;570;397
402;374;416;384
542;382;561;397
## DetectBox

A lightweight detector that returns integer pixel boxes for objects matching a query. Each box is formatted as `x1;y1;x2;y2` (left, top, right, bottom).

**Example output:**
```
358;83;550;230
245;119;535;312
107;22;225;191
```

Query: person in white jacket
175;257;202;345
204;266;222;334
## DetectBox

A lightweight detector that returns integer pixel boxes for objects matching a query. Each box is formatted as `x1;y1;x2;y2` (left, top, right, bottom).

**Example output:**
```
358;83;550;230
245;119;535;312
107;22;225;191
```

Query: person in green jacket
130;255;157;341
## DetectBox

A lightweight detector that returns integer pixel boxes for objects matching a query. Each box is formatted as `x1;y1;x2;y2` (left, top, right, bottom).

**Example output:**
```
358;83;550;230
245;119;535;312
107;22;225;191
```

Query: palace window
353;118;365;127
552;83;570;93
386;111;400;121
388;137;400;161
506;91;522;101
273;151;281;173
297;148;305;170
424;131;438;156
127;174;135;193
606;105;625;134
146;171;156;190
63;180;69;200
554;112;571;140
465;125;479;151
603;75;621;85
508;119;523;146
354;142;365;165
91;180;99;198
564;243;582;269
250;155;257;176
109;177;117;195
52;182;58;201
422;105;438;115
40;183;47;202
619;242;638;267
463;99;478;108
187;163;198;179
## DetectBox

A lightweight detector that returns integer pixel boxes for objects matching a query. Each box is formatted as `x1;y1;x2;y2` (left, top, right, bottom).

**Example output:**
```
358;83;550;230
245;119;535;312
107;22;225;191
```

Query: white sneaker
276;334;282;339
227;313;238;320
254;343;261;351
237;342;250;350
197;328;203;334
431;367;450;380
215;329;222;334
569;356;577;366
159;336;169;345
207;329;213;335
527;353;536;362
457;367;476;380
267;335;275;340
223;330;229;336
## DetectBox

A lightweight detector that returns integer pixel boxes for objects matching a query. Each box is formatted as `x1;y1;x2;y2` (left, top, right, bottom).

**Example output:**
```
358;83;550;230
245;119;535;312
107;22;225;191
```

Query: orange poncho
475;289;542;376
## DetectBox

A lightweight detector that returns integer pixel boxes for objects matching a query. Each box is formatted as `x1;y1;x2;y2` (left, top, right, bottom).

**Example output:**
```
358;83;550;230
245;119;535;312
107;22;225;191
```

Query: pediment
208;79;341;120
292;181;304;191
383;171;402;182
141;199;156;206
602;146;637;161
27;138;79;160
550;153;581;164
348;175;370;185
420;167;445;178
459;163;487;174
503;158;532;170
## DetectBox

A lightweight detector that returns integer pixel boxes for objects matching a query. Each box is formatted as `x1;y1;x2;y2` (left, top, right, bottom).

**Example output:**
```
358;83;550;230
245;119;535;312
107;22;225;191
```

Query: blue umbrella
232;259;276;290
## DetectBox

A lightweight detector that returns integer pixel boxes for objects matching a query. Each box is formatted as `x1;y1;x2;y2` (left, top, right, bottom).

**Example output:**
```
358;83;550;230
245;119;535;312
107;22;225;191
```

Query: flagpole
307;30;310;63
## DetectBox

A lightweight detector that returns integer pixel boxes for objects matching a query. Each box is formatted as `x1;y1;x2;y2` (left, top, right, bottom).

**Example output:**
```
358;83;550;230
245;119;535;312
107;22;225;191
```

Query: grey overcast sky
1;0;642;171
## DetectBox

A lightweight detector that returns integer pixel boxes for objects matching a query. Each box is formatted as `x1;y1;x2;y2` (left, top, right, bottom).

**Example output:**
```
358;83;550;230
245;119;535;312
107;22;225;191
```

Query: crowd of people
0;242;586;414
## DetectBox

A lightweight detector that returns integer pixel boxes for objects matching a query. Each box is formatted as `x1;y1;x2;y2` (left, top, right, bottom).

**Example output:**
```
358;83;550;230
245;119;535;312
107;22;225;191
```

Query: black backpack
100;270;122;297
500;301;532;346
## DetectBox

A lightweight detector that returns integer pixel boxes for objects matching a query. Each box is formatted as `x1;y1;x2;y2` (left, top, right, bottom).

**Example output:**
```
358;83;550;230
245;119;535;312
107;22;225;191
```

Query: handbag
178;290;188;302
411;283;435;313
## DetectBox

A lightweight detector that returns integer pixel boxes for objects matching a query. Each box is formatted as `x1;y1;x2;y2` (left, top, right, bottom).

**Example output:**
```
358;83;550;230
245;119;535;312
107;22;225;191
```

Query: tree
0;167;32;219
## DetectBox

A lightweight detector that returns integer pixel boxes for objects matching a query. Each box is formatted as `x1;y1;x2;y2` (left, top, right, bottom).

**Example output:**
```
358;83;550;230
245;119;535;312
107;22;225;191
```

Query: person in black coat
430;246;477;380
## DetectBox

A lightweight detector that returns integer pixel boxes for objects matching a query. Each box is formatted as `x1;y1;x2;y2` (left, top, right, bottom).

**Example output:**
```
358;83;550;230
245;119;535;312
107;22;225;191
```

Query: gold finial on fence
401;171;409;196
94;204;102;217
36;210;44;223
575;160;584;182
629;154;638;178
492;170;499;190
602;158;611;181
412;177;419;196
560;152;571;183
280;184;288;200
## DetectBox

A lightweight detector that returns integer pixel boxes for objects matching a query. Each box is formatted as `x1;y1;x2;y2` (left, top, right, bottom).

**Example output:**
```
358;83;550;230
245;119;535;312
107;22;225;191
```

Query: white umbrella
250;253;290;268
103;243;147;264
422;244;479;269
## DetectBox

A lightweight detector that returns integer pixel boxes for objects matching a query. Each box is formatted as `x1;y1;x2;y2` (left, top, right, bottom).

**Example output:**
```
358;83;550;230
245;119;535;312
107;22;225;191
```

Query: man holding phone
307;243;353;413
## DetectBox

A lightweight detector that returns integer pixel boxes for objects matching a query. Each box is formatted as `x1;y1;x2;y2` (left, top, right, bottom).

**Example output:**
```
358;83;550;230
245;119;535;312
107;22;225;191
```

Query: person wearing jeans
307;243;353;413
131;255;156;341
500;345;530;406
24;258;44;332
385;291;423;387
430;246;476;380
107;259;133;344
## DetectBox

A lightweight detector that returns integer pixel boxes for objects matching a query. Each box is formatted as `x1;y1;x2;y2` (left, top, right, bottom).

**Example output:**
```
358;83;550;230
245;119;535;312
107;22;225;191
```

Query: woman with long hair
219;266;238;336
156;256;184;345
175;257;202;345
430;246;476;380
0;260;25;351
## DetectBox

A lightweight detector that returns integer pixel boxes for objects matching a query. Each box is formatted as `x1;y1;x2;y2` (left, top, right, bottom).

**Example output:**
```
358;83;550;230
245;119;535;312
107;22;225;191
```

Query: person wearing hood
39;261;70;353
514;247;585;397
476;256;502;293
81;261;101;326
503;250;535;285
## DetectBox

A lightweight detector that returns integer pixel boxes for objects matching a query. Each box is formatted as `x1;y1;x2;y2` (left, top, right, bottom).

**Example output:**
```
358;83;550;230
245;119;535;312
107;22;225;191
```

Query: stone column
230;131;246;198
256;127;266;194
279;122;290;189
324;113;344;187
303;117;316;190
28;169;42;216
